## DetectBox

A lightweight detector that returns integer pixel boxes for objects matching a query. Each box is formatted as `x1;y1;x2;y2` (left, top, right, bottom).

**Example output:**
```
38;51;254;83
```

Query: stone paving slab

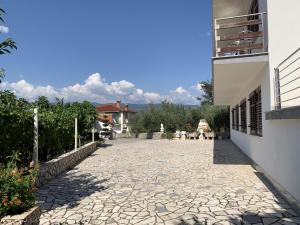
37;139;300;225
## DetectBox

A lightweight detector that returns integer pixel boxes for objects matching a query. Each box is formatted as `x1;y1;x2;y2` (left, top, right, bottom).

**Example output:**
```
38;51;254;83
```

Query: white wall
267;0;300;109
230;61;300;204
216;0;300;205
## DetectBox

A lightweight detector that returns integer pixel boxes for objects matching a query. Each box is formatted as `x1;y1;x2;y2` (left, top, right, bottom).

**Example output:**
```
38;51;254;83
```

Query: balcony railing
214;13;268;58
274;47;300;110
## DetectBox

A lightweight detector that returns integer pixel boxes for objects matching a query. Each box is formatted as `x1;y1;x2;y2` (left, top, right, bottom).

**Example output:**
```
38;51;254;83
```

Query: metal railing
214;12;268;58
274;47;300;110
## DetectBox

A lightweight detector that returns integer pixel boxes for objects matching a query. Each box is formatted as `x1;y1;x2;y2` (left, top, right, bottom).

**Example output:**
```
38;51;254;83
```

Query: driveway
38;139;300;225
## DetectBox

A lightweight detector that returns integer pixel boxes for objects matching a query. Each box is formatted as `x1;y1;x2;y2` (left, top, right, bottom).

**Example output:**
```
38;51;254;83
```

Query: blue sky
0;0;212;104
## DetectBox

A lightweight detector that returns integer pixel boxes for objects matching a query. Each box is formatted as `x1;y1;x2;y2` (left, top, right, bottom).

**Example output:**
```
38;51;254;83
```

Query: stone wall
0;206;41;225
37;142;97;187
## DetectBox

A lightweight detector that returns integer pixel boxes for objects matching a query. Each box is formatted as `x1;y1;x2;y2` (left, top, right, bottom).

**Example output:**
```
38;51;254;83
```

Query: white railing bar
277;47;300;69
214;18;218;57
212;52;268;59
281;85;300;96
279;66;300;80
215;12;266;22
280;76;300;88
281;95;300;103
279;56;300;73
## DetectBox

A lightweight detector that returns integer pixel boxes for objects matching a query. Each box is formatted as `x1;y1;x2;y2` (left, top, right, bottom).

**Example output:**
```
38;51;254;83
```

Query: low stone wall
116;133;132;138
137;132;162;140
0;206;41;225
37;142;97;187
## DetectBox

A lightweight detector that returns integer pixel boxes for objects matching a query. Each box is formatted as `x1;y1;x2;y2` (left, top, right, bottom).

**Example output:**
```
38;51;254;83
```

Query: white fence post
92;119;95;142
75;118;78;150
33;108;39;166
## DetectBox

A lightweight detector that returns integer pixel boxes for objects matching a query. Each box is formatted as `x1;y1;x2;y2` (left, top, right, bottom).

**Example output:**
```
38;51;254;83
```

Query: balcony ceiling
213;0;253;19
213;55;269;105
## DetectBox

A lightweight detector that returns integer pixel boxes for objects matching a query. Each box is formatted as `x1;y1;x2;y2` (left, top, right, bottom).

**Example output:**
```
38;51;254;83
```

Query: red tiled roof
96;103;136;113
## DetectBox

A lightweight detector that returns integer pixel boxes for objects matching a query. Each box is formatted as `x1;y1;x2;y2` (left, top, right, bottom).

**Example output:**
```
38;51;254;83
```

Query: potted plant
0;155;40;224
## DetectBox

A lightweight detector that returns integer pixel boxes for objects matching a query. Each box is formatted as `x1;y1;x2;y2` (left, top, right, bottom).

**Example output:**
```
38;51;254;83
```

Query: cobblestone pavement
38;139;300;225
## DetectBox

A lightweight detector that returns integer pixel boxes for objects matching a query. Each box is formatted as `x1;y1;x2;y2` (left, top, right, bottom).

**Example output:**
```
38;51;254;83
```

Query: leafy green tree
130;101;202;134
130;78;229;136
196;79;213;105
197;79;230;134
0;7;17;82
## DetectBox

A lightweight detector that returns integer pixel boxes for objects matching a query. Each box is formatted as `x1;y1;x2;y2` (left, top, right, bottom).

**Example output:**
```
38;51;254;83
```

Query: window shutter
240;99;247;133
231;109;235;129
249;87;262;136
257;88;262;136
235;105;239;131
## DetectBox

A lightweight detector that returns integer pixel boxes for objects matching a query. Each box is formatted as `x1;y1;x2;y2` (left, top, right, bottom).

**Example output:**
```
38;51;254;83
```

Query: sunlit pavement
38;139;300;225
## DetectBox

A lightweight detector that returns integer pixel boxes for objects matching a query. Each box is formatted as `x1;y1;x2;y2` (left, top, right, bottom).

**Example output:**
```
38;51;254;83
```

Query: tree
197;79;213;105
0;7;17;83
197;79;230;134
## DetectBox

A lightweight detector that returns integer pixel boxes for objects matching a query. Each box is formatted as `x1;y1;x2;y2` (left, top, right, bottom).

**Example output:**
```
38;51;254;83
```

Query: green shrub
199;104;230;133
166;132;174;140
130;101;201;134
161;132;174;140
96;137;105;147
130;101;229;135
0;155;38;218
0;91;97;165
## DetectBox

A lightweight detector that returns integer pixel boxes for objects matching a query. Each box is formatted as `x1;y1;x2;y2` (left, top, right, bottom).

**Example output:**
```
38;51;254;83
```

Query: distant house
96;100;137;133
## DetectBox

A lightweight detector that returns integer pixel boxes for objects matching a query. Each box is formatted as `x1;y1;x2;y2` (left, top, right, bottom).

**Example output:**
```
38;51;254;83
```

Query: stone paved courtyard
38;139;300;225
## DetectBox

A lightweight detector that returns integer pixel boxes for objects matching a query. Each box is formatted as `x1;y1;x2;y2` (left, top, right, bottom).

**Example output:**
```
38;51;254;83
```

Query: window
249;87;262;136
231;105;239;131
240;99;247;133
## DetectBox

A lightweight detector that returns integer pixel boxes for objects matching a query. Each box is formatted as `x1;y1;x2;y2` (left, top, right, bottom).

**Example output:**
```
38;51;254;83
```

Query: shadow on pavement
37;172;109;212
175;209;300;225
211;139;300;224
213;140;251;165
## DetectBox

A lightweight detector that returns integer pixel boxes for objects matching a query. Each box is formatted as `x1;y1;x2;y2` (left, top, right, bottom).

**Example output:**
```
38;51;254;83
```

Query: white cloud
191;82;206;93
174;86;187;94
167;86;197;105
0;73;199;105
1;80;58;101
195;83;203;91
0;25;9;33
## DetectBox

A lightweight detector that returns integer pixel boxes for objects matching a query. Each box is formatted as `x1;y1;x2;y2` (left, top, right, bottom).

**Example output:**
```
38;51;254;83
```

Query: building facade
96;100;136;134
212;0;300;210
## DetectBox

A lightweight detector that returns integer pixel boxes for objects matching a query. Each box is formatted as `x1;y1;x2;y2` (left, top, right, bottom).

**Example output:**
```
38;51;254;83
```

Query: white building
212;0;300;211
96;101;137;134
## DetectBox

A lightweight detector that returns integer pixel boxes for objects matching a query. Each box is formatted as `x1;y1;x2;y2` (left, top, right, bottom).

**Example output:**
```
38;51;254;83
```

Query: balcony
212;12;269;105
214;12;268;58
